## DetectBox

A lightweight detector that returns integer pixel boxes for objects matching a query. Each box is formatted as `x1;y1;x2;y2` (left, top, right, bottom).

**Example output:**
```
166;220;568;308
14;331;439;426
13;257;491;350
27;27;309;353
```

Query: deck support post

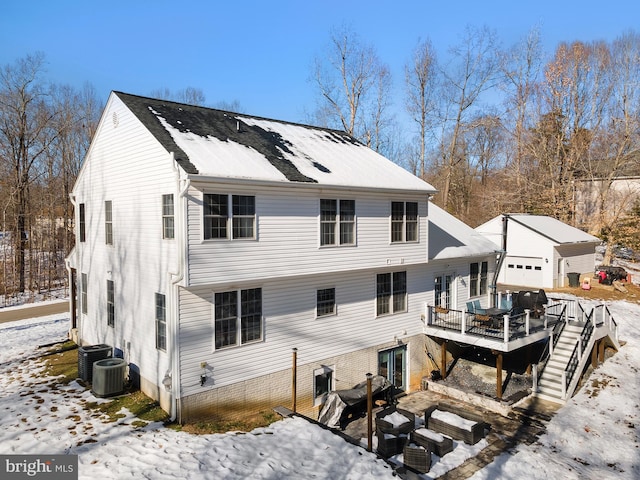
495;351;503;400
598;339;605;363
366;373;373;452
291;348;297;413
591;341;598;368
440;339;447;380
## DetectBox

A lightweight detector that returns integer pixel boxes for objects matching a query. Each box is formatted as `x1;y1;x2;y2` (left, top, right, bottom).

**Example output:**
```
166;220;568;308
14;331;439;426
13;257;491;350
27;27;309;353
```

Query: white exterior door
504;256;544;287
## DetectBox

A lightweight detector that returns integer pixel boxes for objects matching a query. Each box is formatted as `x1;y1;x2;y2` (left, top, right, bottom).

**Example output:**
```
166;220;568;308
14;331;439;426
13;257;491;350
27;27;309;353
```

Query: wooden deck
423;302;565;353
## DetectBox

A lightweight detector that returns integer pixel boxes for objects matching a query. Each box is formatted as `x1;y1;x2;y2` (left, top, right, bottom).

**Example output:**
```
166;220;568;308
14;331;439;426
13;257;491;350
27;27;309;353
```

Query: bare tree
0;53;59;293
311;25;394;152
149;86;206;106
500;27;544;210
405;38;438;179
436;25;501;211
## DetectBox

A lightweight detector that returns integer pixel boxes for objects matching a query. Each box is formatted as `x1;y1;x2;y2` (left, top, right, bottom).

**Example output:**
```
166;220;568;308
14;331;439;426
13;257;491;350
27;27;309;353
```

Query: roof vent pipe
237;120;240;132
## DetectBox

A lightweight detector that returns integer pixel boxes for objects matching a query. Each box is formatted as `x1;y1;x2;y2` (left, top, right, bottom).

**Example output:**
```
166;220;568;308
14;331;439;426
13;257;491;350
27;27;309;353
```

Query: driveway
0;300;69;323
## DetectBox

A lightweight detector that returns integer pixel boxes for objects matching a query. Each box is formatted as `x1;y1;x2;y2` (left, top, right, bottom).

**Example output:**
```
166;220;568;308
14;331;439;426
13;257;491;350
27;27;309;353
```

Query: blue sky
2;0;638;124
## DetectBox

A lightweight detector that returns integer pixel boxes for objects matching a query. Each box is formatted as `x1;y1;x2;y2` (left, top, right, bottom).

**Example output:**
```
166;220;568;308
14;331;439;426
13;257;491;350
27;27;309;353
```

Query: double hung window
162;194;175;239
105;200;113;245
391;202;418;243
376;271;407;316
214;288;262;349
78;203;86;243
204;194;255;240
470;261;488;297
316;288;336;317
155;293;167;351
106;280;115;327
320;199;355;246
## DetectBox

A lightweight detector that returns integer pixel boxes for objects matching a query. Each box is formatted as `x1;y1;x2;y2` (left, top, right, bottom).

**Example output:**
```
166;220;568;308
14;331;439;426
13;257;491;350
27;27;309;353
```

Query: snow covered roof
428;202;500;260
505;214;600;244
114;92;436;193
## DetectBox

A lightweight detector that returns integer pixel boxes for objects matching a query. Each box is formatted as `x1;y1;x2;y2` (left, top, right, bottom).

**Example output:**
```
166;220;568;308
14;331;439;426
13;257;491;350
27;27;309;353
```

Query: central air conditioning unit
91;358;127;398
78;344;112;383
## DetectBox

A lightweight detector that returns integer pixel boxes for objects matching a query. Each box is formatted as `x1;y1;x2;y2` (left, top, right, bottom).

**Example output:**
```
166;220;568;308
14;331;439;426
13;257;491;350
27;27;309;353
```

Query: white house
475;214;600;289
66;91;498;423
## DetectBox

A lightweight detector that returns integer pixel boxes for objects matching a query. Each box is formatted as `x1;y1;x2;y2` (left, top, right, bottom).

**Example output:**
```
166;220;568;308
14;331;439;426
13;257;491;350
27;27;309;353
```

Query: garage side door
504;256;543;287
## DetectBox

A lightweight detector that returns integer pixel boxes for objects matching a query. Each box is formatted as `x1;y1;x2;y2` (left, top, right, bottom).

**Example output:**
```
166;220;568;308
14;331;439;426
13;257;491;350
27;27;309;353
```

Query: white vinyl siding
186;188;428;286
178;266;429;397
70;94;177;396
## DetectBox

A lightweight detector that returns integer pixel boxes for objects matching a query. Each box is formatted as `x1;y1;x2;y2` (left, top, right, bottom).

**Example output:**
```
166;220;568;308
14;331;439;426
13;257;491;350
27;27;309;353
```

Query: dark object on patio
513;289;548;318
317;375;391;429
403;444;431;473
375;407;415;436
424;403;487;445
426;351;441;381
411;427;454;457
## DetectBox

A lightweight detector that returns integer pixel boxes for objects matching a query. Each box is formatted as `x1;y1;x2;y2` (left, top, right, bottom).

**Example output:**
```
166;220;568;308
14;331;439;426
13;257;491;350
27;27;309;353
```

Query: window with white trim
376;271;407;316
155;293;167;351
391;201;418;242
316;288;336;317
470;261;488;297
314;366;334;406
435;274;453;308
204;194;255;240
105;200;113;245
81;273;88;314
214;288;262;349
320;199;355;246
107;280;115;327
78;203;86;243
162;194;175;239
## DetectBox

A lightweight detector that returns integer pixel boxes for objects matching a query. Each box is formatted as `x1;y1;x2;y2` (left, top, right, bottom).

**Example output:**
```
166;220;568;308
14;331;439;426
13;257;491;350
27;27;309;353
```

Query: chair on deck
472;300;486;315
499;297;512;311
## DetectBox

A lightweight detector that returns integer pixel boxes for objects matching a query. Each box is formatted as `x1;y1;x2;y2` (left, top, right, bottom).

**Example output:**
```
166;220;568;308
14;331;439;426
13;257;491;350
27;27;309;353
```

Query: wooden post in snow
496;352;503;399
366;373;373;452
292;348;297;413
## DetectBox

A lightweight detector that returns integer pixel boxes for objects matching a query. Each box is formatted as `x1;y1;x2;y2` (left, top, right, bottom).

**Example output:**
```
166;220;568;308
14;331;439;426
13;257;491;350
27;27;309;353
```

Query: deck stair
534;300;620;404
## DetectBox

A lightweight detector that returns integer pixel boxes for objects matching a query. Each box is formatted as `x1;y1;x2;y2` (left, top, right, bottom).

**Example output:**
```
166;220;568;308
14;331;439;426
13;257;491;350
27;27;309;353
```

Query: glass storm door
378;346;407;392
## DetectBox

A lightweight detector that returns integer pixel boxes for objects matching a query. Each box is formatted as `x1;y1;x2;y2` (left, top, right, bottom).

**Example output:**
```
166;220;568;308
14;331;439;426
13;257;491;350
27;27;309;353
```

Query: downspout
167;152;190;422
66;193;78;340
491;214;509;306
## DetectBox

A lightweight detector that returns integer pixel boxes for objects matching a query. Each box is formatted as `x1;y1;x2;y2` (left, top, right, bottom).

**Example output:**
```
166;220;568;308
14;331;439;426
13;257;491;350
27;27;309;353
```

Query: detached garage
475;214;601;289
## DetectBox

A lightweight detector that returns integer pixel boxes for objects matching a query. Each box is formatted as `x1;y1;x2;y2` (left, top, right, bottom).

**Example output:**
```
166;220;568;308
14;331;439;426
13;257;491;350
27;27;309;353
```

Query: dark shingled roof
114;91;361;182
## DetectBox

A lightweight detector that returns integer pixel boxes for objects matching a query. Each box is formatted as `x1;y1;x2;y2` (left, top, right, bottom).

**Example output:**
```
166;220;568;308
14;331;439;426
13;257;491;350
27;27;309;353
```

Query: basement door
378;346;407;392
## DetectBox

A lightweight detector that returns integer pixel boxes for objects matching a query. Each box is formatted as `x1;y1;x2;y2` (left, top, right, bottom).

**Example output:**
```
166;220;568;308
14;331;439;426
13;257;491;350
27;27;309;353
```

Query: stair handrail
563;309;596;397
536;303;568;383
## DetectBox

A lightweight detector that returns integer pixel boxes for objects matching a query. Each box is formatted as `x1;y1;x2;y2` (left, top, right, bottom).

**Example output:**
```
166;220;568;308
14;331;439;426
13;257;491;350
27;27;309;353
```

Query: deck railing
425;304;559;343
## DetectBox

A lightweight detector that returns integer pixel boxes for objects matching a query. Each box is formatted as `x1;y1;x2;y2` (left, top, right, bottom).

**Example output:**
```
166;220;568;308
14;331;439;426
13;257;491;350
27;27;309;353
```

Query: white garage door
504;256;543;287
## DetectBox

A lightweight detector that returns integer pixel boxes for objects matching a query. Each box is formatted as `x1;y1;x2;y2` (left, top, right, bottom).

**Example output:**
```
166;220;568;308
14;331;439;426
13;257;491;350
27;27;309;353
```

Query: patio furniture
403;443;431;473
376;430;409;457
375;407;415;436
424;403;487;445
410;427;454;457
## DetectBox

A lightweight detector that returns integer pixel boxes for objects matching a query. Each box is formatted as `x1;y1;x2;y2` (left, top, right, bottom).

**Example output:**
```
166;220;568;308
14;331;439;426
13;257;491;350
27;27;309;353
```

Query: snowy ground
1;296;639;479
